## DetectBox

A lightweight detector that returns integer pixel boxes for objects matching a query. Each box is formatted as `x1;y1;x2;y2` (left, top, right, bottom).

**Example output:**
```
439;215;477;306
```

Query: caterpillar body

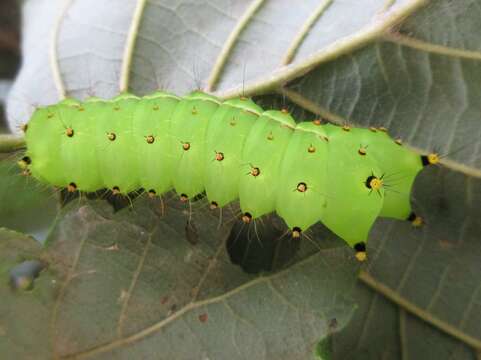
20;91;434;260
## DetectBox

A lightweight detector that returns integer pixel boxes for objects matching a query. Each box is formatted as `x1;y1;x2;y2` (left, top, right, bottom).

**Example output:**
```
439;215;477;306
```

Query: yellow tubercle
17;156;31;170
427;153;440;165
355;252;367;262
17;159;28;170
369;177;383;190
412;215;424;227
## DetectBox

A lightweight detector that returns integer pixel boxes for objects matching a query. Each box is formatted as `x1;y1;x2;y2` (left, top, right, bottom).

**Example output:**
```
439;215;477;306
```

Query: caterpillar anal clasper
23;91;426;259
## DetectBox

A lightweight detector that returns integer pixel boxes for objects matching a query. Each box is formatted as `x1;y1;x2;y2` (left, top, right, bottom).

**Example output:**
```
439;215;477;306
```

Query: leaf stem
359;270;481;351
0;134;26;153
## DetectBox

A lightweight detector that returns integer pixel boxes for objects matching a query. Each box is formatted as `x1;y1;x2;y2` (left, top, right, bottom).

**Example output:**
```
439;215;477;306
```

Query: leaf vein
50;0;73;100
116;226;154;337
119;0;147;92
384;33;481;61
50;228;91;360
281;0;334;65
359;270;481;351
205;0;266;92
213;0;430;99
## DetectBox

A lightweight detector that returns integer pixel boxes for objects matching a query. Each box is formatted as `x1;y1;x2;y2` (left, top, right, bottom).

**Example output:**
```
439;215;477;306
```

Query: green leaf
0;158;57;240
0;228;54;360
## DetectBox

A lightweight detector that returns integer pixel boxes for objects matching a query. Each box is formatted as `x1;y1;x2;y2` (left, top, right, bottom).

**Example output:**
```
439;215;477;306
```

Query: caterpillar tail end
354;242;367;262
421;153;440;166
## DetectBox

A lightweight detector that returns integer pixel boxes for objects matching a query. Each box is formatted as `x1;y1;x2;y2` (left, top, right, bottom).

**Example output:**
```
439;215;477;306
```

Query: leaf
7;1;426;138
0;197;358;359
401;0;481;49
281;0;481;176
0;228;54;360
0;158;58;241
290;38;481;177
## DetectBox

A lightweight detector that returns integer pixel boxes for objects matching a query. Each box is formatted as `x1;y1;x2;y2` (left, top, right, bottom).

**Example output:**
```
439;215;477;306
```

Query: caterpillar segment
26;103;73;186
23;90;430;260
169;92;221;200
354;127;423;220
238;110;296;221
132;91;180;196
320;124;385;250
275;121;328;233
204;96;263;209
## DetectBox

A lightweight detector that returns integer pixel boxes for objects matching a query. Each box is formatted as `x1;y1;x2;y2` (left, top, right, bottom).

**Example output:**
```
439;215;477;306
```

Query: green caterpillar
18;91;438;261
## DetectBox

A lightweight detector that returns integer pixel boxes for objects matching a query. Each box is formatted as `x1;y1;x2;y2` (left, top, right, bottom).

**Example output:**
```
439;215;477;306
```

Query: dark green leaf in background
0;228;53;360
0;198;358;359
0;158;58;241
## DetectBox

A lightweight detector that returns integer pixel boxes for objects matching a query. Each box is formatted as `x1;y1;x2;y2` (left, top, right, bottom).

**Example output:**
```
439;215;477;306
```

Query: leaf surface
0;198;358;359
